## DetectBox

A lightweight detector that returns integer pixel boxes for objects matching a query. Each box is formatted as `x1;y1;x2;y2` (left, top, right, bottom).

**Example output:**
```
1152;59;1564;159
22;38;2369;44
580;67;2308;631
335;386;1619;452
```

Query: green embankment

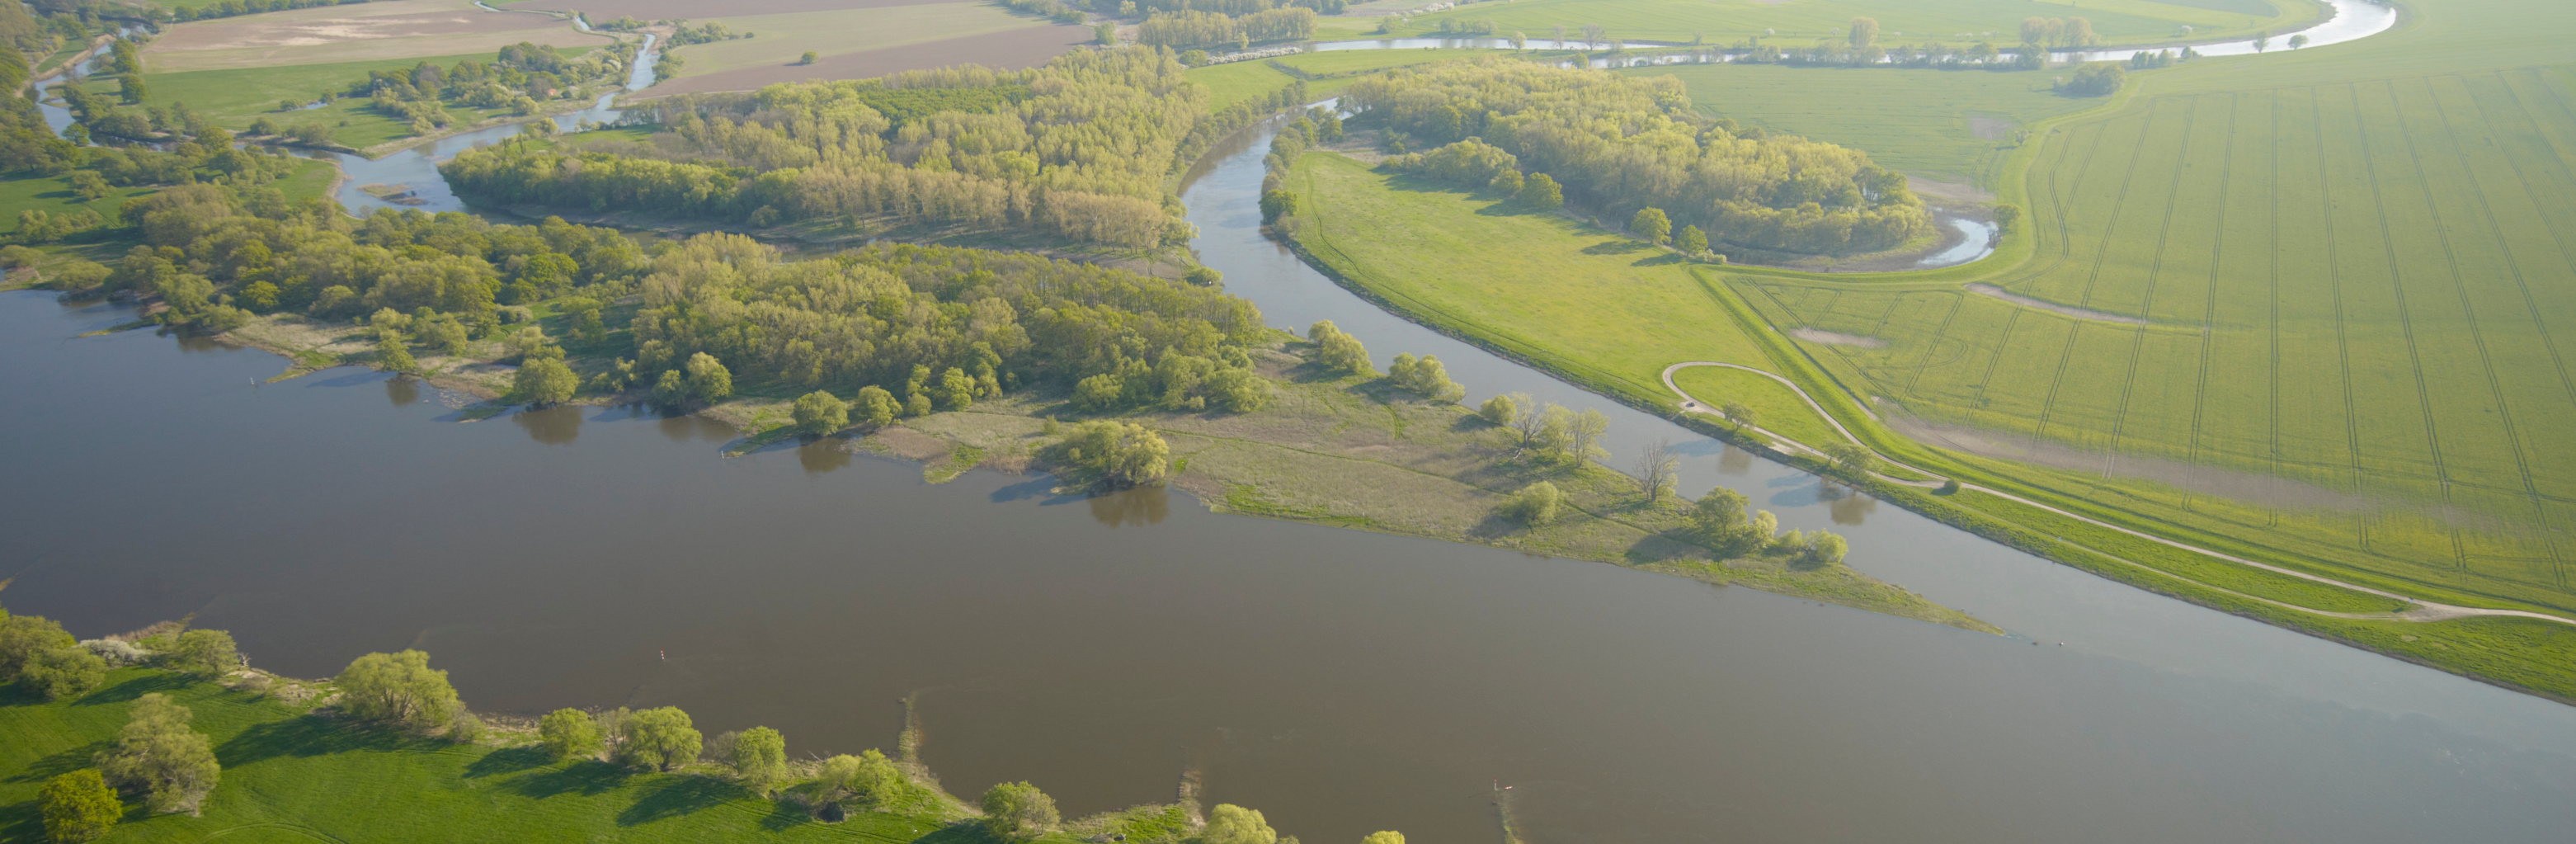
1397;0;2315;49
0;669;973;844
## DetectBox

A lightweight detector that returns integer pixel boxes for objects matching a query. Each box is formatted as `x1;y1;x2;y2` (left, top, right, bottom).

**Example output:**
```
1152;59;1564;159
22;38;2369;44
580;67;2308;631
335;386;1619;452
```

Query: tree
1203;804;1278;844
1308;319;1372;374
1692;487;1749;537
25;646;108;700
793;390;849;436
939;366;975;410
1260;189;1297;224
1092;23;1114;45
1567;408;1608;465
1992;203;2022;232
1717;401;1754;427
1509;31;1526;50
2287;33;2308;49
375;334;419;375
2064;62;2124;97
1516;172;1562;209
685;352;732;402
652;370;689;406
1630;207;1671;246
1820;441;1877;479
1386;353;1465;403
40;770;120;843
515;356;577;405
96;693;219;814
1506;394;1547;450
2252;30;2269;51
539;709;600;759
1056;421;1170;487
2060;17;2096;47
799;50;819;64
1635;437;1679;506
120;73;146;105
1363;833;1406;844
333;650;461;732
1500;481;1562;526
1848;17;1878;49
0;613;75;681
1675;224;1707;257
2019;17;2052;46
618;706;701;771
732;726;788;795
816;749;928;813
981;780;1060;842
1809;531;1848;564
68;170;109;202
167;629;237;678
1478;392;1520;427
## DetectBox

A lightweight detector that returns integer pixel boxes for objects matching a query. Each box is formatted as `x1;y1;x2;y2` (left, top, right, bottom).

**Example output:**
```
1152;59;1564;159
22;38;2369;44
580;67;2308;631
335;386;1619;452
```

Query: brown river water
4;102;2575;843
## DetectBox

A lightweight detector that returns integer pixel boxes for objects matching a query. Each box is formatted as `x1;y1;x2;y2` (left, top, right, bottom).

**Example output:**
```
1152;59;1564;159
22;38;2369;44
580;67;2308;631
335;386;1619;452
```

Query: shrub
981;780;1060;842
514;356;577;405
39;769;120;843
1385;353;1464;403
333;650;461;732
685;352;732;402
1203;804;1279;844
0;612;76;681
539;709;600;759
1308;319;1371;374
855;385;897;427
617;706;701;771
816;749;933;813
24;646;107;700
1500;481;1562;526
793;390;849;435
732;726;788;795
95;693;220;814
167;629;238;678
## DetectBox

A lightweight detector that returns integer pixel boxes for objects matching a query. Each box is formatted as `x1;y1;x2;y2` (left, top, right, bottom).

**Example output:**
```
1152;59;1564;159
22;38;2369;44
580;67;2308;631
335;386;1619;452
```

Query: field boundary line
2032;104;2161;446
2106;95;2206;477
2307;85;2369;548
2181;92;2240;512
2264;88;2284;526
1659;362;2576;628
2351;79;2464;567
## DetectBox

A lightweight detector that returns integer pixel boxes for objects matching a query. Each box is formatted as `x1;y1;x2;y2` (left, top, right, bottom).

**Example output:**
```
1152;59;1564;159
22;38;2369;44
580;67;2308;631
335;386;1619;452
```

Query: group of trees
8;608;244;840
2060;62;2126;97
2;610;237;704
2020;16;2100;49
1344;59;1930;255
443;48;1224;248
1686;485;1848;563
1135;7;1315;50
349;42;637;137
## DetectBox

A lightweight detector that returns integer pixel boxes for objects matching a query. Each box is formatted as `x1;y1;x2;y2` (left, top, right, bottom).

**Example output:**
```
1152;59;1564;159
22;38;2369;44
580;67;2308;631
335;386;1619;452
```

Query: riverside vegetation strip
1270;0;2576;700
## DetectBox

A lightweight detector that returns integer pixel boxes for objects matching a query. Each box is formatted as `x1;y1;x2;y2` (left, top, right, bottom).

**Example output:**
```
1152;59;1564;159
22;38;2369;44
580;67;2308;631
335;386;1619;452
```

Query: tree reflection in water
511;405;582;446
797;438;852;474
1088;484;1169;527
384;375;419;407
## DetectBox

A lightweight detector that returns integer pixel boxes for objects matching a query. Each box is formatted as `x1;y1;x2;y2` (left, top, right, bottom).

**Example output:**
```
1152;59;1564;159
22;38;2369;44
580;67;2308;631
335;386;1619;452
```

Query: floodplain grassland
0;156;337;238
0;667;1044;843
1627;62;2096;187
78;50;583;149
657;3;1049;79
1397;0;2314;49
1182;49;1491;111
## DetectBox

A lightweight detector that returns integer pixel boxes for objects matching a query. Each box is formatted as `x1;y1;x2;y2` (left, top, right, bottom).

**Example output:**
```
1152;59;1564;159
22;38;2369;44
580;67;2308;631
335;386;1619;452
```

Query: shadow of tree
1631;252;1684;266
5;741;108;784
464;745;552;780
757;793;812;832
508;759;630;799
1582;239;1651;255
215;716;434;767
73;672;190;706
616;774;744;827
916;818;1005;844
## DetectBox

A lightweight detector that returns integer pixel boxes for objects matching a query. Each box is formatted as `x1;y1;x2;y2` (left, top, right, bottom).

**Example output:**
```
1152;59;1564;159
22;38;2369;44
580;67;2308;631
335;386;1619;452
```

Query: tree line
442;48;1273;249
1342;58;1929;256
1135;7;1316;51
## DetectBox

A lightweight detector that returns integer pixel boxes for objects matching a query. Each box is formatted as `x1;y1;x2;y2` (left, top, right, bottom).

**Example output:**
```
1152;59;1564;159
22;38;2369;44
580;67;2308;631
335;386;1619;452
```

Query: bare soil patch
1967;115;2012;140
518;0;978;19
638;24;1091;97
1787;328;1886;348
146;0;607;70
1905;174;1993;204
1965;283;2148;324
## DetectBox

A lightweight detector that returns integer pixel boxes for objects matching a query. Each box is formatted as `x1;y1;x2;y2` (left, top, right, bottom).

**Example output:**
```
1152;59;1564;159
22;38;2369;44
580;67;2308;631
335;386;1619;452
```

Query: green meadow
1183;49;1486;112
0;156;336;238
1627;62;2097;186
82;47;598;149
1397;0;2311;48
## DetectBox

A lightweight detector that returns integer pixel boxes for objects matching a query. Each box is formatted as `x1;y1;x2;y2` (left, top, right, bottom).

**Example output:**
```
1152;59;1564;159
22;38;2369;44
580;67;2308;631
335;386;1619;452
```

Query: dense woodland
442;48;1308;248
1342;59;1928;255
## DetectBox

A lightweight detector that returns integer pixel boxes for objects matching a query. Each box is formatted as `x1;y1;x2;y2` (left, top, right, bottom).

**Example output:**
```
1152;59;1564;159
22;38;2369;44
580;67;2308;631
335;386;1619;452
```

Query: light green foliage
39;769;120;843
0;612;74;682
1203;804;1279;844
1385;352;1465;403
1630;206;1670;245
684;352;732;403
855;385;897;427
538;709;600;759
616;706;700;772
1309;319;1372;374
1693;487;1749;535
332;650;460;732
1674;224;1707;256
1514;172;1561;209
793;391;849;435
2061;62;2123;97
980;780;1059;842
814;748;934;813
1478;392;1520;427
1055;421;1170;488
1818;441;1876;479
514;356;577;406
939;366;974;410
374;334;419;375
1811;531;1849;564
502;325;551;362
652;370;689;406
1500;480;1563;526
730;726;788;795
24;647;107;700
95;692;219;814
798;50;819;64
1362;833;1406;844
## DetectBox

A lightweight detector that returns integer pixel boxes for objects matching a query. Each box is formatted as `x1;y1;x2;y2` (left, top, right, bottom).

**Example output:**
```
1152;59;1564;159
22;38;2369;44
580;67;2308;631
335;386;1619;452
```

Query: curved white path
1661;362;2576;627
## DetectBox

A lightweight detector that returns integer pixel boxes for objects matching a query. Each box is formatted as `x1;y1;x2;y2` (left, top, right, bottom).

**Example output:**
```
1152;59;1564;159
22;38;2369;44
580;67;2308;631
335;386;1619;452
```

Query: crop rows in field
1754;71;2576;604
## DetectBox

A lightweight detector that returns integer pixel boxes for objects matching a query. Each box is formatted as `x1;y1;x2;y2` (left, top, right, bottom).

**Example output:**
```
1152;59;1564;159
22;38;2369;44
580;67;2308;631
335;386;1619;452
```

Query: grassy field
0;668;992;843
78;50;583;149
1626;62;2098;186
1397;0;2314;49
1668;365;1846;452
141;0;611;73
0;157;336;238
662;4;1046;79
1278;0;2576;696
1183;49;1491;112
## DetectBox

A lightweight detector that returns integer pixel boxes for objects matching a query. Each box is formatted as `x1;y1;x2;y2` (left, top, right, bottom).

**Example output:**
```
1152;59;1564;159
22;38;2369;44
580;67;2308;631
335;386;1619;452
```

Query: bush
855;385;897;427
333;650;461;732
1308;319;1371;374
685;352;732;402
816;749;933;813
95;693;219;815
0;244;42;267
167;629;237;678
1500;481;1562;526
732;726;788;795
793;390;849;435
981;780;1060;842
1052;421;1170;488
24;646;107;700
1203;804;1279;844
0;612;76;681
617;706;701;771
2063;62;2125;97
39;769;120;843
539;709;600;759
514;356;577;405
1385;353;1464;403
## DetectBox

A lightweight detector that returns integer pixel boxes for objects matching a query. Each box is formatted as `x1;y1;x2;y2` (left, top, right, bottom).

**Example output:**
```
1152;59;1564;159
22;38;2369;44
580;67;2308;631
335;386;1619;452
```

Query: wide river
11;7;2576;841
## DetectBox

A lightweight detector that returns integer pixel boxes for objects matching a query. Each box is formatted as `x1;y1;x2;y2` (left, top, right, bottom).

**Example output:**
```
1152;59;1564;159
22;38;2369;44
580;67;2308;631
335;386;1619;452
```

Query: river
12;0;2576;838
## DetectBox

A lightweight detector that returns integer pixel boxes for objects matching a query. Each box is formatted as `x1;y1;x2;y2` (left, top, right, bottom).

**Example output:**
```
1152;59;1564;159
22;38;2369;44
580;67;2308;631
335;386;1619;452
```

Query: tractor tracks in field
2350;80;2465;567
1659;361;2576;629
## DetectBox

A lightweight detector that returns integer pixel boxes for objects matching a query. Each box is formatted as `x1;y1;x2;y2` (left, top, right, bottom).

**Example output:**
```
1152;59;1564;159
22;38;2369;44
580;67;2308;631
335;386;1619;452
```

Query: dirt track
636;24;1094;97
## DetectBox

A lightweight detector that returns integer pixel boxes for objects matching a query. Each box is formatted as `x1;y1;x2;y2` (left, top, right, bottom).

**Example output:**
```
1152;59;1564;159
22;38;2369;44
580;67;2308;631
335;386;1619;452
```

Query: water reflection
1717;444;1753;475
655;411;735;444
511;405;582;446
1820;482;1878;526
385;375;419;407
1088;484;1170;527
797;439;852;474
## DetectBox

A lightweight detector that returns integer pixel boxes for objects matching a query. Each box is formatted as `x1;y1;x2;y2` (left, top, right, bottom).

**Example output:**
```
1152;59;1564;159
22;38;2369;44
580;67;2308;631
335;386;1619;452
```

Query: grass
1279;0;2576;699
78;50;591;149
1626;62;2098;187
663;5;1045;78
1669;365;1843;453
0;156;335;239
0;667;1132;843
1396;0;2315;50
1183;49;1487;113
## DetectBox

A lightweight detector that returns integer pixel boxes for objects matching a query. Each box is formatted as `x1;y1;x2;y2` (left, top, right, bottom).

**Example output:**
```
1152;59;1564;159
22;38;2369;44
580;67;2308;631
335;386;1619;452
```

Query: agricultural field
1627;62;2096;187
1399;0;2314;49
79;50;589;149
1183;48;1490;111
636;3;1082;97
139;0;609;73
